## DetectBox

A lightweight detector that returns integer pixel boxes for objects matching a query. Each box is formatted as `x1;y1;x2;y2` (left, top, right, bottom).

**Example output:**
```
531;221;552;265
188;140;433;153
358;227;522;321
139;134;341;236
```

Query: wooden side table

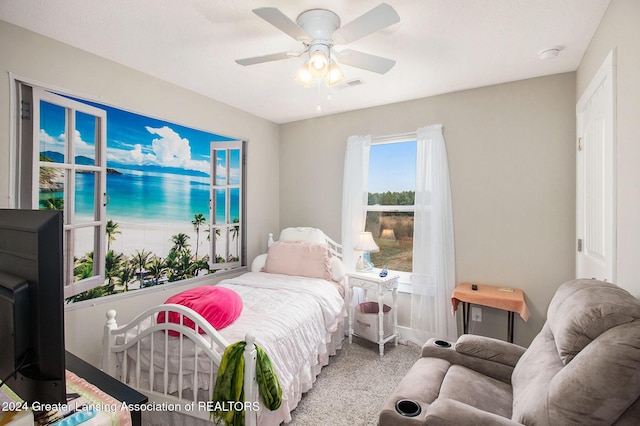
346;271;399;357
451;283;530;343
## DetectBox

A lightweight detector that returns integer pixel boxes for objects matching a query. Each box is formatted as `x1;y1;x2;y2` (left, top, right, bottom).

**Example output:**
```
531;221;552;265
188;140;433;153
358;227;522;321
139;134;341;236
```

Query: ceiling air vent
337;78;365;89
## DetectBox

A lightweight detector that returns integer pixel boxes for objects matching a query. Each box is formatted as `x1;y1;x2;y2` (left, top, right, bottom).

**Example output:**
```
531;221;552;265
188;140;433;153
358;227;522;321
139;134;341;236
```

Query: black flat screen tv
0;209;66;404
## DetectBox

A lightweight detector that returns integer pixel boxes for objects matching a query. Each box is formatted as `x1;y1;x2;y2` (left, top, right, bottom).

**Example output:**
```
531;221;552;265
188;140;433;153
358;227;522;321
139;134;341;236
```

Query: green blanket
211;341;282;425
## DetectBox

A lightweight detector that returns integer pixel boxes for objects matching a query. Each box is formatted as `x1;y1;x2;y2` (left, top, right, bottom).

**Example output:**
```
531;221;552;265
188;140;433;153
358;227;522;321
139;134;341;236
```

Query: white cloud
72;129;96;158
105;126;209;174
147;126;192;167
40;125;210;175
39;129;65;155
39;129;94;159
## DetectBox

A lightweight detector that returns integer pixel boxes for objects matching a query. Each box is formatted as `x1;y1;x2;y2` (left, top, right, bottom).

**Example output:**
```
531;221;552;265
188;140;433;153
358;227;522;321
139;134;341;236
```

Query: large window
365;139;417;274
344;127;457;341
15;81;245;302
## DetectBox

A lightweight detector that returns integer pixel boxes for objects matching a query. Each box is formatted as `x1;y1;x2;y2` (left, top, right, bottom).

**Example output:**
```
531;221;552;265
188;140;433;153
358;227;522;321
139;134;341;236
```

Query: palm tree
105;250;124;291
106;219;121;251
147;256;167;286
172;251;197;281
230;219;240;261
40;197;64;210
164;252;180;282
73;252;94;281
131;249;152;283
66;286;107;304
170;233;191;254
119;261;136;292
191;213;206;260
192;255;210;277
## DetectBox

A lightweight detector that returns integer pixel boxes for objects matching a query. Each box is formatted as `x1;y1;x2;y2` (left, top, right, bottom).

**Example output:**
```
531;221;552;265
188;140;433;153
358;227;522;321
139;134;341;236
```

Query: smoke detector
538;47;561;61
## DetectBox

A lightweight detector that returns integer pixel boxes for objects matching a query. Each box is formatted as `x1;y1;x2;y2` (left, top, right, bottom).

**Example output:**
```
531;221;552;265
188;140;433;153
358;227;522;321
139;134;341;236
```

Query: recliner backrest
547;279;640;364
511;280;640;425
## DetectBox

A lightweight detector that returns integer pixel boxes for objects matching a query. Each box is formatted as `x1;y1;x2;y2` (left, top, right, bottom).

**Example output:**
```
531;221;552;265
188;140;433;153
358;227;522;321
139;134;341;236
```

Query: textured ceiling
0;0;610;123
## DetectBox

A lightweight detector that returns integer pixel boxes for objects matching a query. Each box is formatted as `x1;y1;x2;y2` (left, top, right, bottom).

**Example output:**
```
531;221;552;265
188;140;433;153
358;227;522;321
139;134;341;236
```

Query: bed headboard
268;227;342;260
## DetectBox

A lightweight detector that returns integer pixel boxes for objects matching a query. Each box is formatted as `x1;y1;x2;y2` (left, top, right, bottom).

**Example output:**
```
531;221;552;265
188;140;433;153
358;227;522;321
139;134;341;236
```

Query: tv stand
65;351;147;426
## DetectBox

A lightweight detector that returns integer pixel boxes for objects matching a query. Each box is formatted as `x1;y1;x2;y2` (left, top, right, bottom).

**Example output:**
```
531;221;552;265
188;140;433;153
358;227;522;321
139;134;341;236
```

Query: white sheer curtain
341;135;371;306
411;125;457;342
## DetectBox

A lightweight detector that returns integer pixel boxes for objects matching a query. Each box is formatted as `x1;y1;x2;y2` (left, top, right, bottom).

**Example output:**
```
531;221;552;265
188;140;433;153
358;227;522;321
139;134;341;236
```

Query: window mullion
366;205;416;212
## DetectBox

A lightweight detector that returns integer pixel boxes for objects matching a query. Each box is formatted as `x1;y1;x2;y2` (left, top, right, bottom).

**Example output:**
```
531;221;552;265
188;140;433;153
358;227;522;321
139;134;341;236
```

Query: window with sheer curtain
342;125;457;342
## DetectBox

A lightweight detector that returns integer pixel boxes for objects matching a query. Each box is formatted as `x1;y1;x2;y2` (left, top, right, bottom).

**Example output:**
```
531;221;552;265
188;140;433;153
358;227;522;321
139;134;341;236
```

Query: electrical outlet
471;307;482;322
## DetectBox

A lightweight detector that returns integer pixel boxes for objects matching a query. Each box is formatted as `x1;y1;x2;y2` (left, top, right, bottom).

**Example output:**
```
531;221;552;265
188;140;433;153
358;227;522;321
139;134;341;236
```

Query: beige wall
281;73;577;346
0;20;280;365
576;0;640;295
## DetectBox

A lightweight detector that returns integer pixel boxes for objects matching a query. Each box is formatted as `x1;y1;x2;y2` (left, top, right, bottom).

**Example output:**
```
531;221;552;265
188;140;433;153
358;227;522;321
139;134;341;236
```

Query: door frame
575;49;617;281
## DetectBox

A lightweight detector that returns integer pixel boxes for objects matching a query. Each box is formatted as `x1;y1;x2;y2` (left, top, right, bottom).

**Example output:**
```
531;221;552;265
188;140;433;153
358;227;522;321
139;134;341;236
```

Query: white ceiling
0;0;610;124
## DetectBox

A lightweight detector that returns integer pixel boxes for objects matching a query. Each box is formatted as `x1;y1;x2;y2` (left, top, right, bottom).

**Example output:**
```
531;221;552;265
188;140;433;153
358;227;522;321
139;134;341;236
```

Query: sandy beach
76;221;211;261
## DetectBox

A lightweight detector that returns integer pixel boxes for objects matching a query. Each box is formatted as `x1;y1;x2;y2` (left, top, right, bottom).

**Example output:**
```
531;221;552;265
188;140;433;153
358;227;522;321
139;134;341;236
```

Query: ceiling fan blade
337;49;396;74
332;3;400;45
252;7;311;42
235;52;292;66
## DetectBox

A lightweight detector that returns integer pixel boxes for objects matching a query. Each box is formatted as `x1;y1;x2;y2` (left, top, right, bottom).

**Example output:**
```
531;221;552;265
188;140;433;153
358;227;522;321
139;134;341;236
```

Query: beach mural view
38;96;237;302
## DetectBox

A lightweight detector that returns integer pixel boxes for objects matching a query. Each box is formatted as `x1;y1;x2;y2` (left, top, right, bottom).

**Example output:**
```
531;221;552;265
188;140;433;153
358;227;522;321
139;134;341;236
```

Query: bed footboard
101;306;258;425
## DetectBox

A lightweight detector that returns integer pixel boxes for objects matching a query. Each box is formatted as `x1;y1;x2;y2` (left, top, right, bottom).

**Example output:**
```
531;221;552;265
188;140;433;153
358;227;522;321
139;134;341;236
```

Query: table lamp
354;231;379;271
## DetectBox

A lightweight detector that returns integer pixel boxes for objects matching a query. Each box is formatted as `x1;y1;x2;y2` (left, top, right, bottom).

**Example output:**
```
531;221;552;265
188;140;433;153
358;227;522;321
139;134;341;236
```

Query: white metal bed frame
101;229;342;425
102;304;259;424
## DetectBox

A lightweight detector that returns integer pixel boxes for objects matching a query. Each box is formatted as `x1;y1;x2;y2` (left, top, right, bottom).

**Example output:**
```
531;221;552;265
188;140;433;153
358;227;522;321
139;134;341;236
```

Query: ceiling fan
235;3;400;87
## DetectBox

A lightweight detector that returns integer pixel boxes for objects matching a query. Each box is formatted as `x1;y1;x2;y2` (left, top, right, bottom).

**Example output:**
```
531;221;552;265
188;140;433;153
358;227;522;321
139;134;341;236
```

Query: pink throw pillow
262;241;332;280
157;286;243;336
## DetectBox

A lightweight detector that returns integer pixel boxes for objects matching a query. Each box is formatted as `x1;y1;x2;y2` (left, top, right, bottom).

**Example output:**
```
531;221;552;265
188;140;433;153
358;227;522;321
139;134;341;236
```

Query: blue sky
39;95;414;190
39;96;233;176
368;140;417;193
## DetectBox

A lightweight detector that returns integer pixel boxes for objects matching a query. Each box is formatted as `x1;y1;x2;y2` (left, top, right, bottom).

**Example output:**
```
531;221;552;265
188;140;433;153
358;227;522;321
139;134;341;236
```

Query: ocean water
70;171;239;226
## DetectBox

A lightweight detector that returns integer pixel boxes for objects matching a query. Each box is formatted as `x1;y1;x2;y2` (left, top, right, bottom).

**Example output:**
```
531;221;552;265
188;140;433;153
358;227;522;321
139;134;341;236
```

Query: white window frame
366;136;418;285
210;141;244;271
19;85;107;299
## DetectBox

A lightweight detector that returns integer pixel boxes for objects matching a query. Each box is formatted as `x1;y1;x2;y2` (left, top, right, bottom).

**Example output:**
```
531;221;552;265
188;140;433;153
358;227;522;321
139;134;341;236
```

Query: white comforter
121;271;345;425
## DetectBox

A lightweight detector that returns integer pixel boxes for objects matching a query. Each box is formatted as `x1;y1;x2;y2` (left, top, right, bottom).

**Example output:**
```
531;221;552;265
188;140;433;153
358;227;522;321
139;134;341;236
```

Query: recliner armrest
426;398;523;425
421;336;526;383
454;334;526;367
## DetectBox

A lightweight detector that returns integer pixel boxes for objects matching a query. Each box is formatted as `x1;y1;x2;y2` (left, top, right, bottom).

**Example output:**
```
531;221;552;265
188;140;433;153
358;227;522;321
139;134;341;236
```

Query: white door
576;51;616;282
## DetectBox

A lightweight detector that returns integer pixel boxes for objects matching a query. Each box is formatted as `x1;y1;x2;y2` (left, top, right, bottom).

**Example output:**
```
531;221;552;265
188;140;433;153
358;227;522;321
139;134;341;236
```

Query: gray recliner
379;279;640;425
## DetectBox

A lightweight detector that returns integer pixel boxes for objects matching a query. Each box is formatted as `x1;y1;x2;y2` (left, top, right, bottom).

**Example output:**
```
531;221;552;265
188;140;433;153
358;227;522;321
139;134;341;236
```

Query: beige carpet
286;337;421;425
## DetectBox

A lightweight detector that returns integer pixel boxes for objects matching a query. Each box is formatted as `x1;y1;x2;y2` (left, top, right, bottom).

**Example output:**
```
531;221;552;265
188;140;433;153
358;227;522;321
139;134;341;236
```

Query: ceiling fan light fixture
295;62;314;87
325;61;344;86
239;4;400;93
309;49;329;77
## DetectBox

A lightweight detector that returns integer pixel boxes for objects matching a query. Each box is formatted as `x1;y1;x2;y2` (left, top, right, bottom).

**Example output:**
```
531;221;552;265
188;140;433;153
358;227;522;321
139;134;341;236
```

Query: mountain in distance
41;151;208;177
41;150;94;165
108;161;210;178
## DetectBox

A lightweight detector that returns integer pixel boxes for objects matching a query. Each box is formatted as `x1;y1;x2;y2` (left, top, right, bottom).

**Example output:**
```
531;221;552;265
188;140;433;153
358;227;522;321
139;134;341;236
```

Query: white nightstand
346;271;399;357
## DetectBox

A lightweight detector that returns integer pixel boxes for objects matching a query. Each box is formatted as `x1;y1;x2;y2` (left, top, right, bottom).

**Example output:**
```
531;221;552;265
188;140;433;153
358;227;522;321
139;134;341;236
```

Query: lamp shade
354;231;379;252
295;62;314;87
309;50;329;77
325;61;344;86
380;229;396;240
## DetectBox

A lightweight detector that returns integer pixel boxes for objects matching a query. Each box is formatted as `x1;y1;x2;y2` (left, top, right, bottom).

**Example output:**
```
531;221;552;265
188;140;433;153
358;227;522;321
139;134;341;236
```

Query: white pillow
278;227;328;245
329;256;345;282
251;253;268;272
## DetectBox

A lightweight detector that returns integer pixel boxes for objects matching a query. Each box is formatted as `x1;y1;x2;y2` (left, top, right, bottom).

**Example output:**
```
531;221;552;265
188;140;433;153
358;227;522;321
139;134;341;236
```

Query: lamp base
355;253;374;272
